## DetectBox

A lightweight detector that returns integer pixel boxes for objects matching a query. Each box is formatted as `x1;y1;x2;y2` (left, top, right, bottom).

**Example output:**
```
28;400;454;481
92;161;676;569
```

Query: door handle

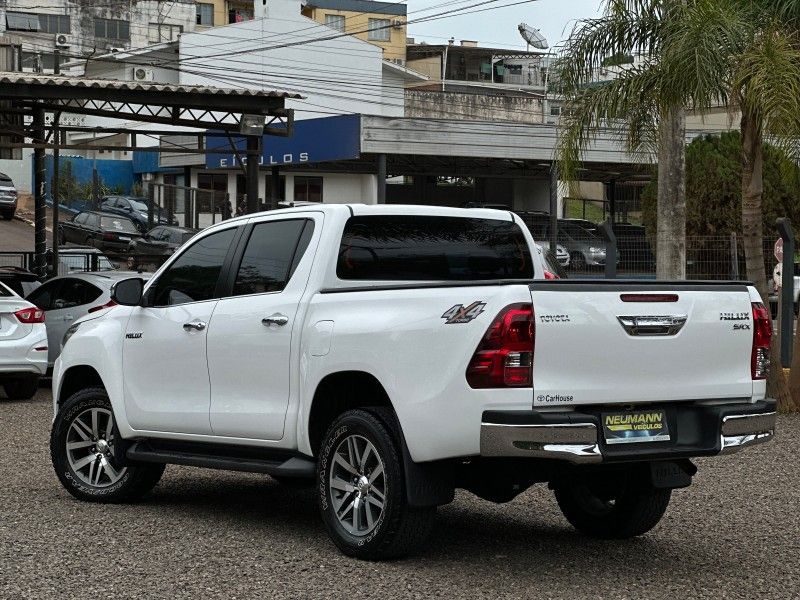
183;321;207;331
262;314;289;327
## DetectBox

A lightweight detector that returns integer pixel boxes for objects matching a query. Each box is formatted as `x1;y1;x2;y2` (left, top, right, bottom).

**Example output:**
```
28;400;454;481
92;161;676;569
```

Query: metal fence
142;181;232;229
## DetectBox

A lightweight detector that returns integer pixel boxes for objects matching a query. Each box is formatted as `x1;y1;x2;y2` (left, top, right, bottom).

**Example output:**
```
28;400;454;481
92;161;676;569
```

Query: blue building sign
205;114;361;169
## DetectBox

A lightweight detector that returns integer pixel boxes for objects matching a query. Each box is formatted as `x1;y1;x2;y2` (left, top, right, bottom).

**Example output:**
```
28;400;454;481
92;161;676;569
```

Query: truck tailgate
530;281;757;407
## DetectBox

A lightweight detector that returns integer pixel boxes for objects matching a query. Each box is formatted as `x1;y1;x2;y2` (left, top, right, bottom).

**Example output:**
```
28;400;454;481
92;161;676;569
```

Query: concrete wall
405;90;544;124
0;155;33;194
406;56;441;81
284;172;377;204
179;0;401;120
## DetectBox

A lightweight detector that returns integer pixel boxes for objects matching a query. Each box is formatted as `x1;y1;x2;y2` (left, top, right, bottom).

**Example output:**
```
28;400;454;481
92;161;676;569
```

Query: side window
73;213;87;225
232;219;311;296
148;227;164;240
150;227;237;306
27;280;61;311
85;214;100;228
52;279;103;310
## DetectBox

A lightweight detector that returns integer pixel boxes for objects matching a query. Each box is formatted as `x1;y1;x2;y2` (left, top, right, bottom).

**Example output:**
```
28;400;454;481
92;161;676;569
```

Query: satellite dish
518;23;549;50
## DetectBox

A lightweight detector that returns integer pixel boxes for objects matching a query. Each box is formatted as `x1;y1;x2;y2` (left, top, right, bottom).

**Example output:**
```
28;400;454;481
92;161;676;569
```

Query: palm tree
557;0;800;410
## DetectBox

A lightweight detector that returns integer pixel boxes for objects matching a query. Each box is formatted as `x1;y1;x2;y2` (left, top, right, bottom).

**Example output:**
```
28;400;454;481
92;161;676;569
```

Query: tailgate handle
617;315;687;336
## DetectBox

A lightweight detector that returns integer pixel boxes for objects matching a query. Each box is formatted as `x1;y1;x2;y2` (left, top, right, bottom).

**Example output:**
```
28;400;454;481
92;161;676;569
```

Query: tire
50;387;165;503
570;252;587;270
1;210;12;221
554;479;671;539
2;376;39;400
318;409;436;560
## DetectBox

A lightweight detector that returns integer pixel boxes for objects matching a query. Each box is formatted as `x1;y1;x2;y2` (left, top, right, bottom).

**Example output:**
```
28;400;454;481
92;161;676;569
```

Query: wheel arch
307;370;454;508
58;364;106;407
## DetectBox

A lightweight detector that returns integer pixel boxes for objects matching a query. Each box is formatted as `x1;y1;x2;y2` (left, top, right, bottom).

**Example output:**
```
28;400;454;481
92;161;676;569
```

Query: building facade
194;0;255;30
0;0;196;73
301;0;407;64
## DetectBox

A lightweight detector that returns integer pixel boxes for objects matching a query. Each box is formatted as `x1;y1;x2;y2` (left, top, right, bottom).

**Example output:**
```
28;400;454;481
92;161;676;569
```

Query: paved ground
0;217;37;253
0;388;798;599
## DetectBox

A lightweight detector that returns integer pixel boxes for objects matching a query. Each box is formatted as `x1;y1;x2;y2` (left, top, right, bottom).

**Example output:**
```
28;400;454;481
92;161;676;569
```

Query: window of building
367;18;390;41
325;14;345;32
148;22;183;43
94;18;130;41
228;1;254;24
21;52;56;72
38;13;70;34
196;3;215;26
294;177;323;203
6;12;40;31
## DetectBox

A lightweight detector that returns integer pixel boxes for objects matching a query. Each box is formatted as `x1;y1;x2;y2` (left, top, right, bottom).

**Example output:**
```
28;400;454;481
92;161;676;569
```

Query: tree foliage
641;131;800;239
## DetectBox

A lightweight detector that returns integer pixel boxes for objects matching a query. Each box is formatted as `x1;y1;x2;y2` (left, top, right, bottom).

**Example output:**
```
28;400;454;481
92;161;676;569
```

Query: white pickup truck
49;205;776;560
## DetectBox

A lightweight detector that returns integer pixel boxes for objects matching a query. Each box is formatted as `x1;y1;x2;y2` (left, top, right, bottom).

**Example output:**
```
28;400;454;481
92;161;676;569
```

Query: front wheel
318;409;435;560
50;387;165;503
554;479;671;539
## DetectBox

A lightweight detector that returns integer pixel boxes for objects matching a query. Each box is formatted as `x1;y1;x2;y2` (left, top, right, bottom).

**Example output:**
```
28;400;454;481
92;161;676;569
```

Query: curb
13;213;53;233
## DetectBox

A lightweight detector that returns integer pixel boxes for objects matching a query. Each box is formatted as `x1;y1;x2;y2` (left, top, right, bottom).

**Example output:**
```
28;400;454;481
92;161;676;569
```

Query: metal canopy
0;72;301;135
0;71;301;279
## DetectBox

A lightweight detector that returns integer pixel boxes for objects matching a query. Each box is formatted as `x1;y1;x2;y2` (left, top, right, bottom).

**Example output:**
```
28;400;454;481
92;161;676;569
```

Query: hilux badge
442;302;486;324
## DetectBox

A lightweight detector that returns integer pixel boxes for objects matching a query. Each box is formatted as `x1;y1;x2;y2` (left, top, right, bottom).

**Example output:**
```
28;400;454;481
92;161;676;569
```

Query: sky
407;0;604;51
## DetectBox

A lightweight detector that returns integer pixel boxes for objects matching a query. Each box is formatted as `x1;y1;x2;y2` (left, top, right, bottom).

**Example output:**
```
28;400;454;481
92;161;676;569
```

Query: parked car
517;213;611;269
536;245;568;279
0;266;40;297
27;271;151;368
99;196;175;233
0;280;46;399
563;219;656;270
51;204;776;560
59;211;141;253
50;247;117;275
127;225;197;269
0;172;18;220
536;241;570;267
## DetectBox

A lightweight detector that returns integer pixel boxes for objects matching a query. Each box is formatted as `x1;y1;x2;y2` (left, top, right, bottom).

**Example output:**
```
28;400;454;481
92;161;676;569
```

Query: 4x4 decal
442;302;486;324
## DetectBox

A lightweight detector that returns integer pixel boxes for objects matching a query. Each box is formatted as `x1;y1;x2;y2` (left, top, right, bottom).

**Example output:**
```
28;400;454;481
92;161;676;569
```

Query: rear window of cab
337;215;533;281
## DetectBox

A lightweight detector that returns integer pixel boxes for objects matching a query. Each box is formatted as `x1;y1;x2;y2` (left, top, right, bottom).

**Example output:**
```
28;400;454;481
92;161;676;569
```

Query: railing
142;182;232;229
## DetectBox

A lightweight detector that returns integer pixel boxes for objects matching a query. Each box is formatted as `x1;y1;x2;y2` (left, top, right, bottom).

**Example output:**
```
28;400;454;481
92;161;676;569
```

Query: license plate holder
601;409;670;445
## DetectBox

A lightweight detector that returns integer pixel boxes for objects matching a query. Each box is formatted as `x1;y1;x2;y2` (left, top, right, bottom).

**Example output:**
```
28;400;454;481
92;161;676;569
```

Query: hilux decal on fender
442;302;486;324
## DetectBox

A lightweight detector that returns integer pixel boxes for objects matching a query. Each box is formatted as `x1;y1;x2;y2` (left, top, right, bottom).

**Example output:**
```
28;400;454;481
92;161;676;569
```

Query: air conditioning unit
109;46;126;53
132;67;155;82
54;34;70;49
392;20;403;29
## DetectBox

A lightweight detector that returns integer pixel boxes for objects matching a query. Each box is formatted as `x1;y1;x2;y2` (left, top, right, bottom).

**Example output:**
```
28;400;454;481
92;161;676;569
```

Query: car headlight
61;322;81;351
589;247;606;254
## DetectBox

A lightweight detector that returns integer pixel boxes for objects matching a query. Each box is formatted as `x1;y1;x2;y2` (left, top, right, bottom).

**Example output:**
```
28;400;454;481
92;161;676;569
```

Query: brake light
14;307;45;324
543;270;559;280
751;302;771;380
466;303;534;388
88;300;117;313
103;233;117;241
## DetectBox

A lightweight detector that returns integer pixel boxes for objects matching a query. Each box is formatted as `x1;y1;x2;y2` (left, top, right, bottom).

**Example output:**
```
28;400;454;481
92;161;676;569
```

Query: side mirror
111;277;145;306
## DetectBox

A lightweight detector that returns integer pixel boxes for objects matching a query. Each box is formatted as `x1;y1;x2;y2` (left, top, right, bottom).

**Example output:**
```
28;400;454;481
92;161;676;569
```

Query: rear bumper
480;400;776;464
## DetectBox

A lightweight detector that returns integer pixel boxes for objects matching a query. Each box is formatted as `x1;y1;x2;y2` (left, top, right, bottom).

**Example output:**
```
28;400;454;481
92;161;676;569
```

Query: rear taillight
466;303;534;388
751;302;771;380
543;270;558;280
103;233;116;241
14;307;45;324
88;300;117;313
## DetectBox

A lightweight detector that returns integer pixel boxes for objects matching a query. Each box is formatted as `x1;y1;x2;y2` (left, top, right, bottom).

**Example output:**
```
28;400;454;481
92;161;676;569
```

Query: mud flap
650;459;696;489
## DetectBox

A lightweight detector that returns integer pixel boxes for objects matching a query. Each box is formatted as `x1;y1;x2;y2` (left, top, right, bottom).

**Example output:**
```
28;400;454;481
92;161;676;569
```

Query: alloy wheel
65;407;127;488
329;434;386;536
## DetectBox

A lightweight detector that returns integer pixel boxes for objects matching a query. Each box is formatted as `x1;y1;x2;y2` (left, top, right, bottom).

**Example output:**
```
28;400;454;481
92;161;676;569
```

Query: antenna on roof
517;23;549;51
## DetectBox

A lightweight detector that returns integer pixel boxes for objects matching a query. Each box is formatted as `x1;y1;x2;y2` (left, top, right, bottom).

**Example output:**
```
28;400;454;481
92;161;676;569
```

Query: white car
26;271;152;368
0;281;47;399
50;204;776;560
537;241;570;267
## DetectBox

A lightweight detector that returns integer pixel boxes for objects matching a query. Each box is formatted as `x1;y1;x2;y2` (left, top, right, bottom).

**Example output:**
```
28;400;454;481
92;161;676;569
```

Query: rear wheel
50;387;165;503
2;376;39;400
554;479;671;539
318;409;435;560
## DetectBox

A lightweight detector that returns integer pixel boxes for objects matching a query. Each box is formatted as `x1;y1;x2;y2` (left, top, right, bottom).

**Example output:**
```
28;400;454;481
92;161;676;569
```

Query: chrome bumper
480;403;777;464
720;411;776;454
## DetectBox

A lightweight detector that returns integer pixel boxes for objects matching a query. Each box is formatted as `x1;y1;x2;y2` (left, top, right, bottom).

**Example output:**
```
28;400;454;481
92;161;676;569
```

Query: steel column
376;154;387;204
246;135;260;214
32;106;46;279
548;162;558;255
51;113;60;277
271;166;281;208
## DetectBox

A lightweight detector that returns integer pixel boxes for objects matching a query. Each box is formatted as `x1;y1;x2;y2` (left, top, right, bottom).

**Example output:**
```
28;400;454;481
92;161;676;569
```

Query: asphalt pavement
0;217;37;252
1;387;798;599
